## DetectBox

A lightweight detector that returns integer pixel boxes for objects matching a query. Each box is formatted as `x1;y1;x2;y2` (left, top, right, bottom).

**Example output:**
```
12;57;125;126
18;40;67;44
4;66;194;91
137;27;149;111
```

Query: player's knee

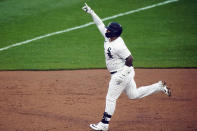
128;91;139;100
129;95;138;99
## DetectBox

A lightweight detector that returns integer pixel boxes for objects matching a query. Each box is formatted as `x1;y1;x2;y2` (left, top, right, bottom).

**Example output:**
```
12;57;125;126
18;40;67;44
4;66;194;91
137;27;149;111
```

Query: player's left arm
117;45;133;67
125;55;133;67
117;46;134;78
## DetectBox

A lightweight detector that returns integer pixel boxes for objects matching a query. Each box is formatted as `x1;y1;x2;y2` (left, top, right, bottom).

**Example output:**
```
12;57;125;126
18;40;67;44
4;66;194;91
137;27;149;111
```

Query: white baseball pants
105;67;163;115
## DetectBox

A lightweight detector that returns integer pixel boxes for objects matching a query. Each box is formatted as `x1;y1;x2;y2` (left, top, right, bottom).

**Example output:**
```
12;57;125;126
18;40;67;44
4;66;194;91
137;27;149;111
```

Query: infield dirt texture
0;69;197;131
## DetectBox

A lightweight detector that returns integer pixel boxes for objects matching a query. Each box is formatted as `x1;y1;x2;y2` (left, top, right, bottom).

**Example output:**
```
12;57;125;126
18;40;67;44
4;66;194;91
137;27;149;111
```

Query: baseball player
82;3;171;131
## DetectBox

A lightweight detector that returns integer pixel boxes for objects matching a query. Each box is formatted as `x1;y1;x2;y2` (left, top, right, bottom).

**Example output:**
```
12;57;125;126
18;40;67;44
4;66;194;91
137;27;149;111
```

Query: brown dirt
0;69;197;131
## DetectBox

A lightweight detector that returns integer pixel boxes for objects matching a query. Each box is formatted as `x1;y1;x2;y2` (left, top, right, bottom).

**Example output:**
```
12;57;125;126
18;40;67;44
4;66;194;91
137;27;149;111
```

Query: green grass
0;0;197;70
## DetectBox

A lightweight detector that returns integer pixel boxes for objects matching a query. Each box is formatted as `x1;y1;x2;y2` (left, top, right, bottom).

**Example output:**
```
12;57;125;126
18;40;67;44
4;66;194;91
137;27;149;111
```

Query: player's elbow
125;55;133;67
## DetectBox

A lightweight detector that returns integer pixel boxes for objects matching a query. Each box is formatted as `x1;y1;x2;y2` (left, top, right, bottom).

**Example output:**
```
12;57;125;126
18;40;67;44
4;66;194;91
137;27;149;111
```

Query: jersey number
107;47;113;59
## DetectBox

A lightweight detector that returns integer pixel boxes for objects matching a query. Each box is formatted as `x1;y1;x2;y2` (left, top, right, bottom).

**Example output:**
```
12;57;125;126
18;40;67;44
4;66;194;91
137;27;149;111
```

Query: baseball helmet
105;22;123;38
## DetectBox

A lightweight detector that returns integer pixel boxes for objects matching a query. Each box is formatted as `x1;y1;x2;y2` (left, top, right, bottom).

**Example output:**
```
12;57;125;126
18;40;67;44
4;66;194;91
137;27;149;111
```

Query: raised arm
82;3;106;38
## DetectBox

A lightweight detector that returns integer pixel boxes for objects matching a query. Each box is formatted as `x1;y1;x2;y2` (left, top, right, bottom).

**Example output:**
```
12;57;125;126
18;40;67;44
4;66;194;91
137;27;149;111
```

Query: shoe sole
90;124;108;131
90;124;97;130
90;124;99;130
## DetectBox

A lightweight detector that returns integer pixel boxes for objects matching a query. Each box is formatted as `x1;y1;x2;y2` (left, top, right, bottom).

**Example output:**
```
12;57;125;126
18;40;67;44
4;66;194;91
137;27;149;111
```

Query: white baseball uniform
90;11;164;116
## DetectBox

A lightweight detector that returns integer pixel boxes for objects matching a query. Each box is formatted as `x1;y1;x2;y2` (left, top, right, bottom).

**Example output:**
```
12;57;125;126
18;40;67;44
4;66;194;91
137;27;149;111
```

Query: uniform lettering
107;47;113;59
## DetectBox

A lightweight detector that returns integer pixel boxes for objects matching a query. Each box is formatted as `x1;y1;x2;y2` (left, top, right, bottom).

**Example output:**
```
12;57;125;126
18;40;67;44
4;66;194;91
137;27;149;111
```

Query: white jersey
104;37;131;72
90;11;131;72
87;8;165;121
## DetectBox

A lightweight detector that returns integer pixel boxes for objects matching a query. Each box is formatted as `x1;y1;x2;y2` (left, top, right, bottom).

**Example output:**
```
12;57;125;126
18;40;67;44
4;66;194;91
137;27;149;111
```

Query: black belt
110;71;117;74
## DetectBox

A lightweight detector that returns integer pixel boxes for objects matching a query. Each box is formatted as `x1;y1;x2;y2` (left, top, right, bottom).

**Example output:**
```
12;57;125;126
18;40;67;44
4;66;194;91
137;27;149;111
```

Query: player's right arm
82;3;106;38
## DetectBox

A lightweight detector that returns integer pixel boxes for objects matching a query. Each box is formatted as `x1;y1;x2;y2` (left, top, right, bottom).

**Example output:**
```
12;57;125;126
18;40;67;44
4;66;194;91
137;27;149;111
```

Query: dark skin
125;55;133;67
108;33;133;67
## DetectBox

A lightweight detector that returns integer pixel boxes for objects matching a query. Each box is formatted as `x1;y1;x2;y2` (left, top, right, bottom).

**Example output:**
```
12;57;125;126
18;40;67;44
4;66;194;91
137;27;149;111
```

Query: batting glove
82;3;93;14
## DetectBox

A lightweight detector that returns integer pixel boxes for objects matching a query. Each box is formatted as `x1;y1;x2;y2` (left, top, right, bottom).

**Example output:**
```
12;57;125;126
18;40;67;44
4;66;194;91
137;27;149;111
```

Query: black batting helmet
105;22;123;38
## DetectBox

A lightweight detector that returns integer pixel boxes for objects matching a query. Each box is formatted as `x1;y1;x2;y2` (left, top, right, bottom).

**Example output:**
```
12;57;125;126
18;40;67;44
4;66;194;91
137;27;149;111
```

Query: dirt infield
0;69;197;131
